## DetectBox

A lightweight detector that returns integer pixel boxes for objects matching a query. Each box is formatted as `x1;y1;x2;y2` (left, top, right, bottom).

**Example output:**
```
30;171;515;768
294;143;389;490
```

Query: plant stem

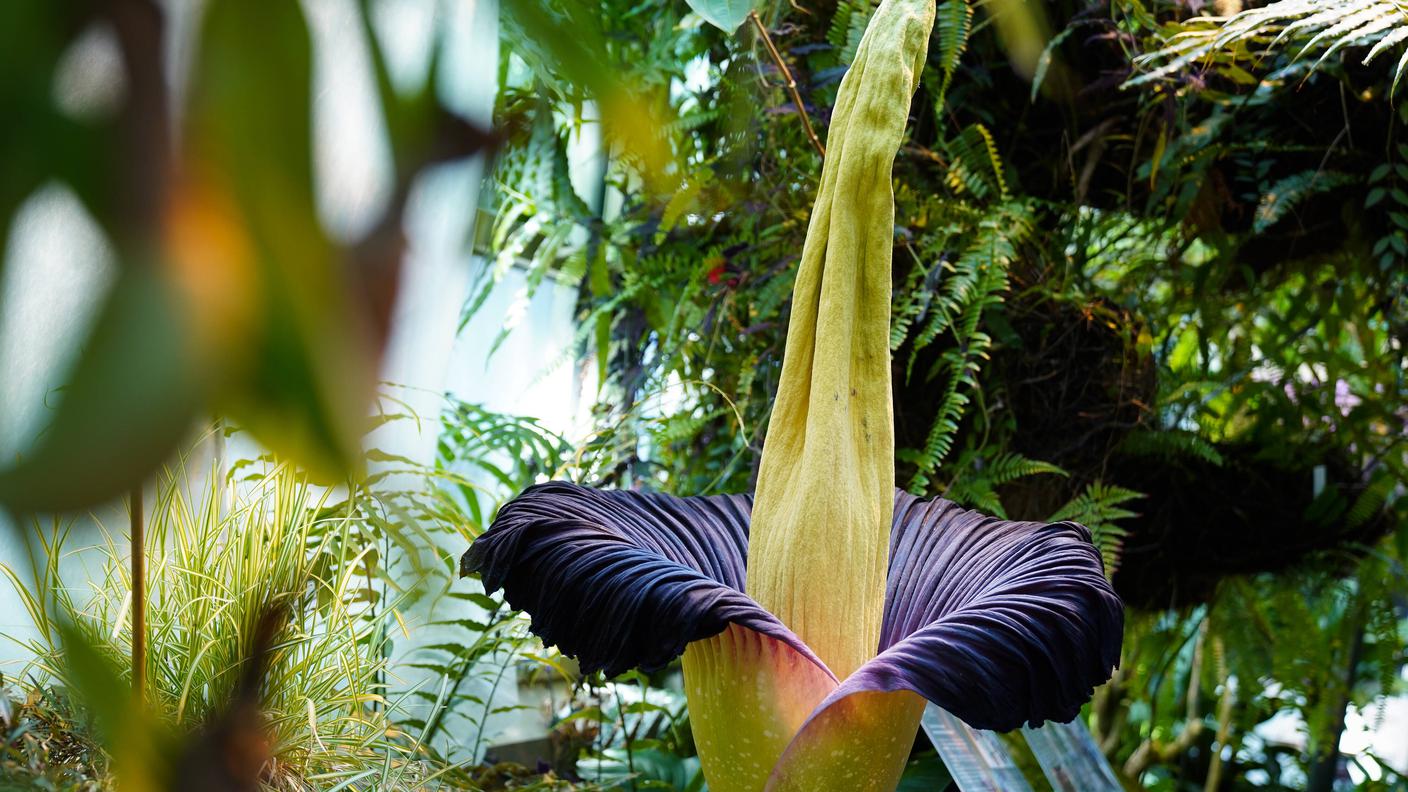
130;485;146;702
748;11;825;159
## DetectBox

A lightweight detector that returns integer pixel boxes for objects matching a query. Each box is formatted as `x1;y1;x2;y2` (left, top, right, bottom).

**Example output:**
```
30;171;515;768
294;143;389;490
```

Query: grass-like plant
3;393;591;791
4;465;440;790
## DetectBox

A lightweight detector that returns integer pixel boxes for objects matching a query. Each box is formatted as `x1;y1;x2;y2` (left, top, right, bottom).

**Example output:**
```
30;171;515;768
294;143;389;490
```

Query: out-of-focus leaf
578;746;702;790
53;619;164;792
986;0;1052;81
896;752;954;791
683;0;755;32
0;268;200;513
182;0;376;483
503;0;675;191
0;4;100;286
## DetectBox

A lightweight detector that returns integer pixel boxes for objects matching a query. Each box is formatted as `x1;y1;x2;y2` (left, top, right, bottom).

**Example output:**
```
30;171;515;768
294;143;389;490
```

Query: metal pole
130;485;145;701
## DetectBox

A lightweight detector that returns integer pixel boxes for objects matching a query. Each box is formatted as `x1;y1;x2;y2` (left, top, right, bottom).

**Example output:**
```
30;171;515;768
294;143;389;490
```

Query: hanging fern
933;0;973;110
1049;481;1144;575
1346;470;1396;528
1129;0;1408;95
1253;170;1357;233
946;451;1067;518
463;102;596;350
903;204;1034;492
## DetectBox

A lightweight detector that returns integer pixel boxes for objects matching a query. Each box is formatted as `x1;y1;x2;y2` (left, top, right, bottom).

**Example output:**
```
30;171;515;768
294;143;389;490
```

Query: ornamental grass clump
5;467;418;790
464;1;1124;789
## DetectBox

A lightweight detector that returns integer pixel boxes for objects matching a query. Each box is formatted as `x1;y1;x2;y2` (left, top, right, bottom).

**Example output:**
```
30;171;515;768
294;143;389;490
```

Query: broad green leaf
683;0;755;32
0;269;201;513
183;0;376;483
0;4;103;295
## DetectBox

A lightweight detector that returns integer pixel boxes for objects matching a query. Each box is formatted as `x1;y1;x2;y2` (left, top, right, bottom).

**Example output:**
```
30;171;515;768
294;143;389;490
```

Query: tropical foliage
2;0;1405;790
475;0;1408;789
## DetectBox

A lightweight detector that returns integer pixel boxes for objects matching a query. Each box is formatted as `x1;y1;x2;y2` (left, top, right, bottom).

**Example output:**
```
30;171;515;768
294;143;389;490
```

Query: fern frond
1119;430;1226;466
1049;481;1144;575
664;106;724;134
943;124;1009;201
651;408;723;448
1254;170;1357;233
947;451;1067;516
891;257;939;351
934;0;973;110
1128;0;1408;95
904;205;1033;491
978;452;1067;485
826;2;855;49
947;475;1008;517
828;0;879;65
1346;471;1395;528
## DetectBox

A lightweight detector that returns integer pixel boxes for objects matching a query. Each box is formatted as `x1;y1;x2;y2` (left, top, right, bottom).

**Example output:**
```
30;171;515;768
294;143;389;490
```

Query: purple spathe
462;481;1122;732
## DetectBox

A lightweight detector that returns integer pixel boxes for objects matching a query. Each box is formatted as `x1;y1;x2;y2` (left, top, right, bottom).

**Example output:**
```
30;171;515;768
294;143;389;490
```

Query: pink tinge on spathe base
682;625;837;792
683;623;927;792
766;690;925;792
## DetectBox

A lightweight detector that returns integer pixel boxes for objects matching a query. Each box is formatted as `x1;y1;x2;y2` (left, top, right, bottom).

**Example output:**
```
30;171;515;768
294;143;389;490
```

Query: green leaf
1031;27;1074;102
897;752;954;792
186;0;376;483
0;270;201;512
934;0;974;108
684;0;755;32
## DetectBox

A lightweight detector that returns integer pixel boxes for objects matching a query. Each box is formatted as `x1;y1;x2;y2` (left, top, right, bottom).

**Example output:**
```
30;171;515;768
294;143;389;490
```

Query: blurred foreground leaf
0;269;200;513
180;0;376;483
504;0;676;191
0;3;94;289
683;0;755;32
53;619;165;792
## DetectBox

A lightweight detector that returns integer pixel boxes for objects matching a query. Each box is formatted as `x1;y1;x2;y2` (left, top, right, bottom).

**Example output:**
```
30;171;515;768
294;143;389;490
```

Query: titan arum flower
462;1;1123;789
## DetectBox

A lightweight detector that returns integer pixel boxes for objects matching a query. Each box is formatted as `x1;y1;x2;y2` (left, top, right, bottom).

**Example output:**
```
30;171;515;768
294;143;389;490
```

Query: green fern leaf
934;0;973;110
1254;170;1356;233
